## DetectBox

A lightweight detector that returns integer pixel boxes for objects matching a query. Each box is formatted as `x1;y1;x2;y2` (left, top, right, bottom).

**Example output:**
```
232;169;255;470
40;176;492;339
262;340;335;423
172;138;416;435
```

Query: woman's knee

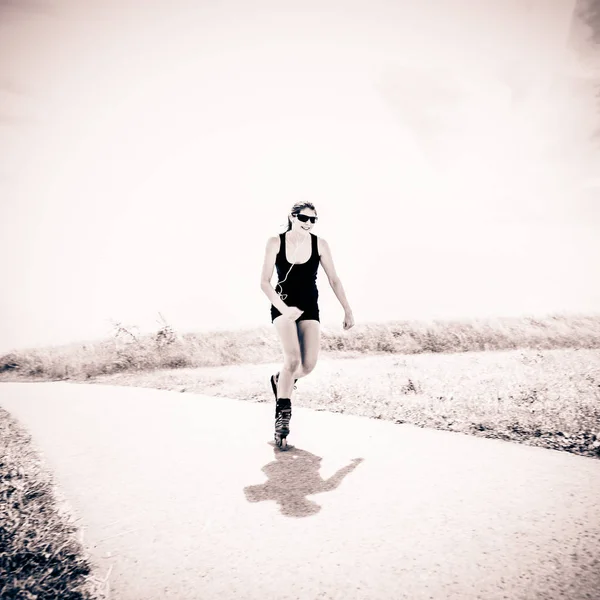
283;355;302;373
301;359;317;376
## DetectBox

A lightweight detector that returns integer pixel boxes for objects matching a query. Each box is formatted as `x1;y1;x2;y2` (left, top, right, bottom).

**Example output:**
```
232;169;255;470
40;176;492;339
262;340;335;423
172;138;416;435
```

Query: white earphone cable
275;233;309;301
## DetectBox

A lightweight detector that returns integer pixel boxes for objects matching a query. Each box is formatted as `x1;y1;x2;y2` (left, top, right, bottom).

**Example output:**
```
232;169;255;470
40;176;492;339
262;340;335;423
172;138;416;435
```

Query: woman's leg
273;315;302;399
296;320;321;379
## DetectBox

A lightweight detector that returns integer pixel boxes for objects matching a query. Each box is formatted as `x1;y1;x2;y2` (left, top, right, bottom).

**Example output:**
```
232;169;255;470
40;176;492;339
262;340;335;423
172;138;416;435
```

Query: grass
1;314;600;381
0;408;108;600
0;315;598;596
89;346;600;459
1;314;599;460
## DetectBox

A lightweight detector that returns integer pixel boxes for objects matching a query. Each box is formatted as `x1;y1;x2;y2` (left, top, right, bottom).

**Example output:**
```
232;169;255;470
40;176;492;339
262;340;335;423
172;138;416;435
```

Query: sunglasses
294;214;318;224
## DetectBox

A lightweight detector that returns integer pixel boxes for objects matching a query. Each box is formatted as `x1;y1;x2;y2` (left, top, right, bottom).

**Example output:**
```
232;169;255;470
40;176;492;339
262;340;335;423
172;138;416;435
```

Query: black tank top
274;232;320;303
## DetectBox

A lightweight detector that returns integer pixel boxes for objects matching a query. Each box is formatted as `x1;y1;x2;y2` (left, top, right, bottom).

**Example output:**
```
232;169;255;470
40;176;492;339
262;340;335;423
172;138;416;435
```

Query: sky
1;0;599;352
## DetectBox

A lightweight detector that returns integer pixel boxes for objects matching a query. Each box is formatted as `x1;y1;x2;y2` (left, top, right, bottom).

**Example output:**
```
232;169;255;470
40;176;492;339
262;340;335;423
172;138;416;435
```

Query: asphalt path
1;381;599;600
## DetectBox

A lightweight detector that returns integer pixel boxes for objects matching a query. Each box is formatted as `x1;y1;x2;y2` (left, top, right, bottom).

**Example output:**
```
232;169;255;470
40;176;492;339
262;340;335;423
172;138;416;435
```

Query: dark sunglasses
294;214;318;224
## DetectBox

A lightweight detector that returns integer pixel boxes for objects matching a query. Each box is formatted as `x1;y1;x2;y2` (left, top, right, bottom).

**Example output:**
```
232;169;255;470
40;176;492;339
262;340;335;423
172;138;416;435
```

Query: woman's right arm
260;236;293;315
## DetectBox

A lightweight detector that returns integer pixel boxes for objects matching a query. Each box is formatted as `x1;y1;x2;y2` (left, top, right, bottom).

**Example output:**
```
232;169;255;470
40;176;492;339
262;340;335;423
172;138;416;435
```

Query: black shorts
271;303;320;323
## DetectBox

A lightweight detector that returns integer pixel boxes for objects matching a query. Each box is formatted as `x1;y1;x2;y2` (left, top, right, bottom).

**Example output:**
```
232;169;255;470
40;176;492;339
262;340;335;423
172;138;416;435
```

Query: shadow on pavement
243;445;364;518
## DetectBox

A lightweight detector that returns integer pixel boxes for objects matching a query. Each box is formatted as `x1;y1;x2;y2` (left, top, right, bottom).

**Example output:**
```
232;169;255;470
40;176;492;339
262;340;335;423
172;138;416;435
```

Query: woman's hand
343;311;355;330
283;306;304;321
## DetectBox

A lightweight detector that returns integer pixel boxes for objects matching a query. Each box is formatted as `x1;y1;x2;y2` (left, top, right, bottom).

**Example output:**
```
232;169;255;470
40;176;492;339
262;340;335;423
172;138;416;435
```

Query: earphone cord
275;234;308;302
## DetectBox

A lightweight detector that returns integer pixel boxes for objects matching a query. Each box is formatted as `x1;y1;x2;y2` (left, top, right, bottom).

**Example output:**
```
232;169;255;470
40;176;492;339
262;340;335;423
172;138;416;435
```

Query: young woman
260;201;354;449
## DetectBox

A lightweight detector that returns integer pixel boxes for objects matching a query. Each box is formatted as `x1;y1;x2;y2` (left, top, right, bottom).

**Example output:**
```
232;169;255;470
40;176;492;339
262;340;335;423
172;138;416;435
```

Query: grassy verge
90;347;600;459
0;408;107;600
1;314;600;381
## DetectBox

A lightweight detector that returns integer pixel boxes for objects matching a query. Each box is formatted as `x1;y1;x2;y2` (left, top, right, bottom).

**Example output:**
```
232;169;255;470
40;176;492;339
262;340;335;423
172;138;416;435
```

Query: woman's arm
260;236;292;314
318;238;355;329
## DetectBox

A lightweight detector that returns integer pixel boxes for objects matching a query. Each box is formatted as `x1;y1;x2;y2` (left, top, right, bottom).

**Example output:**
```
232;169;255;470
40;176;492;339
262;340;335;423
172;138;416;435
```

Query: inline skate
274;398;292;450
270;372;297;400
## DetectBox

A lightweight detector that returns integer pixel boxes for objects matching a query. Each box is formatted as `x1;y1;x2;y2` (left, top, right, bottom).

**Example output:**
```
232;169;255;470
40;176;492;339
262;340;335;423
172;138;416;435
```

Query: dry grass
91;347;600;459
0;409;108;600
1;315;598;598
2;315;599;460
1;314;600;381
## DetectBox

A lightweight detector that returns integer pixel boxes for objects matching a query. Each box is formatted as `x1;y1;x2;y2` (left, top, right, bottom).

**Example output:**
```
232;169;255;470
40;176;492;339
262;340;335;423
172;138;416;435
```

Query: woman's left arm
318;238;355;330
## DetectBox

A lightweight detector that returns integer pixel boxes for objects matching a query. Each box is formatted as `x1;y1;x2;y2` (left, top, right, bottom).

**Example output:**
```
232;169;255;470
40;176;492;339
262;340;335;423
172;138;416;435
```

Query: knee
284;355;301;373
301;359;317;376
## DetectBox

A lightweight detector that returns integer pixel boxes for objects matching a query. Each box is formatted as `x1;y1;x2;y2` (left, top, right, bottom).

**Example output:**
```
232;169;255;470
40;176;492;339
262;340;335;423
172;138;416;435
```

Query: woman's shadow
244;445;364;518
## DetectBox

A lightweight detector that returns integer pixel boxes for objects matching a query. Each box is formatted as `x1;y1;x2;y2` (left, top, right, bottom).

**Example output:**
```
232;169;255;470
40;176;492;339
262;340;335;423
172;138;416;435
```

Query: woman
260;201;354;449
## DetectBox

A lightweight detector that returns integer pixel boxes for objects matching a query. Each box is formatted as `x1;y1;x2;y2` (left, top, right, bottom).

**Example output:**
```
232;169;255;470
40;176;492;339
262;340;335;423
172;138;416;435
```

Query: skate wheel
274;434;289;451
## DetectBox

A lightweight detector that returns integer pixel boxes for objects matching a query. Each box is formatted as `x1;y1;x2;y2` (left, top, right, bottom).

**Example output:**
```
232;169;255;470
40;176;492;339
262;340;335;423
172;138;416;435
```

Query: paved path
1;381;599;600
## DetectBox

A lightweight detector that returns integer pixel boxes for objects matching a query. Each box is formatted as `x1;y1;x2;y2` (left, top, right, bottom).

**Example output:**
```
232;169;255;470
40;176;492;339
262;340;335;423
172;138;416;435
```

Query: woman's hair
285;201;317;231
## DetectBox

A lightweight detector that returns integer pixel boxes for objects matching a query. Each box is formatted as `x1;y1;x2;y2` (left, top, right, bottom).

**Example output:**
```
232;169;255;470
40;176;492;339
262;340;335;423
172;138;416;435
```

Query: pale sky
1;0;599;352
